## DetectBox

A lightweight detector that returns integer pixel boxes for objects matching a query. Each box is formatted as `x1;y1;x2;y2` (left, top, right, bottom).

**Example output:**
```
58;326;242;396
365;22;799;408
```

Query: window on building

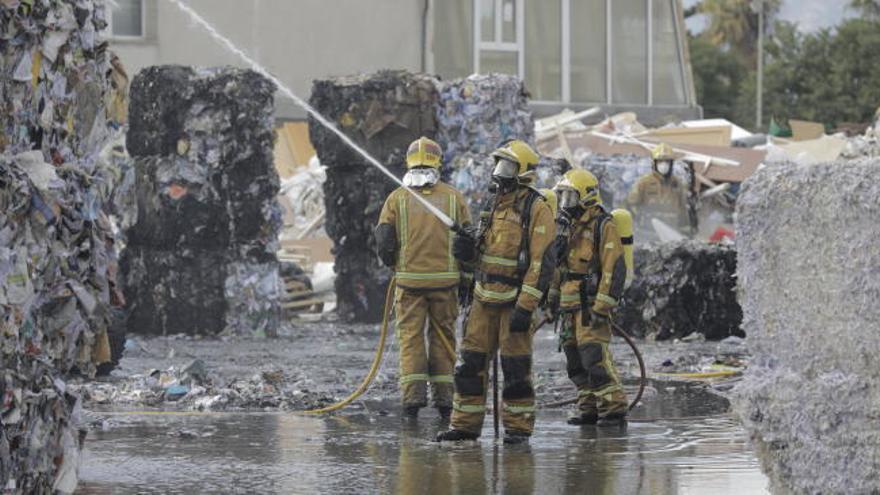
474;0;522;77
570;0;607;103
433;0;691;106
110;0;144;38
433;0;473;79
611;0;648;104
524;0;561;101
652;0;687;105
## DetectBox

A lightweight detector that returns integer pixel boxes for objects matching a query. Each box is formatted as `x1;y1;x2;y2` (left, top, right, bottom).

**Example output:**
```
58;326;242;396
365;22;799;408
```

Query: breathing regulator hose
303;278;396;414
538;317;647;411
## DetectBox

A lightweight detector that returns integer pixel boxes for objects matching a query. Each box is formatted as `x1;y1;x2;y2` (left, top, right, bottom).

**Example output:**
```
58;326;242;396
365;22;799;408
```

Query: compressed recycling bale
126;66;281;252
122;66;283;337
309;71;439;322
127;66;275;164
437;74;535;219
0;0;123;164
1;151;122;493
732;159;880;494
0;4;125;490
615;241;742;340
121;247;228;336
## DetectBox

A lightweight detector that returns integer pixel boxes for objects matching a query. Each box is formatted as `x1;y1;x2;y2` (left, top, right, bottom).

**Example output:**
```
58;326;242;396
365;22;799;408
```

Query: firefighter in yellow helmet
375;137;472;418
553;169;628;426
626;143;692;239
436;139;556;444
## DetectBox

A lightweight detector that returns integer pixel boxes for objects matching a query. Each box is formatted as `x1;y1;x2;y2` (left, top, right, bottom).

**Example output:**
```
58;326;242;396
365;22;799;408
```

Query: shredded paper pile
1;1;125;492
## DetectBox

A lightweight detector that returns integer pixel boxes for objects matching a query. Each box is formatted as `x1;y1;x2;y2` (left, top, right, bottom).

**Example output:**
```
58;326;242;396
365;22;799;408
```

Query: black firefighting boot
435;429;479;442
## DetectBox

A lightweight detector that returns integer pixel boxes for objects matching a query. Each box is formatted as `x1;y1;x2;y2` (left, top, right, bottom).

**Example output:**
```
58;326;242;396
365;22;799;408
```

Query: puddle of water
76;386;768;495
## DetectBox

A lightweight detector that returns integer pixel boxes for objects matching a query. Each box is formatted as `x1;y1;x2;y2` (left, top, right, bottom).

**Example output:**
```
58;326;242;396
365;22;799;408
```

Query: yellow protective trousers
450;300;537;436
395;287;458;408
559;311;627;416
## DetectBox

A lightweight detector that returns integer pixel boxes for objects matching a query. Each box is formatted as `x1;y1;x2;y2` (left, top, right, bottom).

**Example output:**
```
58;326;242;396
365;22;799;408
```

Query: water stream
166;0;454;228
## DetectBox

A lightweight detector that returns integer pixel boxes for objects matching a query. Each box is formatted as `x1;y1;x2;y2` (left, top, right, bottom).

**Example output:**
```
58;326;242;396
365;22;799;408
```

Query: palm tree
697;0;781;63
850;0;880;18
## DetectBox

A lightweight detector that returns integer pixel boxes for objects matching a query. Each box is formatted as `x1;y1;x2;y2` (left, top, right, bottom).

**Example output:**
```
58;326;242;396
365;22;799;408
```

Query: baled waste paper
436;74;536;216
122;66;283;337
615;241;743;341
309;71;439;323
1;1;124;492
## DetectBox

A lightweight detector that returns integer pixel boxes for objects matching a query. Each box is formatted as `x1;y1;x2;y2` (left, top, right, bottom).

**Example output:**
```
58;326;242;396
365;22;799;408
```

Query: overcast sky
683;0;854;33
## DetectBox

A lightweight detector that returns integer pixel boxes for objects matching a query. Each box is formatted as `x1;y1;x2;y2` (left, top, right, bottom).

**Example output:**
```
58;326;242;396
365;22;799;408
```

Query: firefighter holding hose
436;140;556;444
374;137;472;419
553;169;630;427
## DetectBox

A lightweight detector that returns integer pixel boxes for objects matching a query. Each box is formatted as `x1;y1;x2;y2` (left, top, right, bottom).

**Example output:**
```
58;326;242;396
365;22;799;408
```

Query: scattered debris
278;155;326;239
122;66;283;337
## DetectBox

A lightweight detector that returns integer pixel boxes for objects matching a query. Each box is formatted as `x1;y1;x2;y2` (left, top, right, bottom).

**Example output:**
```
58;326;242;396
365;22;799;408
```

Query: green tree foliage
698;0;782;63
849;0;880;18
689;34;746;118
692;18;880;130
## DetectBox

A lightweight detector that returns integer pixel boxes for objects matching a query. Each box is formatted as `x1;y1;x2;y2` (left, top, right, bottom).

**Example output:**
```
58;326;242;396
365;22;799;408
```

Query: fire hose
302;278;396;414
304;282;646;414
536;317;647;411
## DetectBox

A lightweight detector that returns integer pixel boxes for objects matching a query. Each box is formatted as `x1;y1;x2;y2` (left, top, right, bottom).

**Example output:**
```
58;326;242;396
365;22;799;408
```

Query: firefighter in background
626;143;695;238
553;169;628;426
436;140;556;444
374;137;472;418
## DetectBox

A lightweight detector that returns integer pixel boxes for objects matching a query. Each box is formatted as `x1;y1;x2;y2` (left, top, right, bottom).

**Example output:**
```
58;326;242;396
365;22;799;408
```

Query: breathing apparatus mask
655;159;673;177
554;187;583;220
488;157;519;194
403;166;439;188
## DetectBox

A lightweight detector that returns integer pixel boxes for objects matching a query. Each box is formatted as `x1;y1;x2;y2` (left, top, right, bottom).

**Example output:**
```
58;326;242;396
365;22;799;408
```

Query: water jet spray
168;0;456;229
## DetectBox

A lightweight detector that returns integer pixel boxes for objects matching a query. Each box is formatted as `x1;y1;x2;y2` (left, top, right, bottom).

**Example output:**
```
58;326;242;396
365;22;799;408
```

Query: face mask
492;158;519;180
557;189;580;210
656;161;672;176
403;167;439;188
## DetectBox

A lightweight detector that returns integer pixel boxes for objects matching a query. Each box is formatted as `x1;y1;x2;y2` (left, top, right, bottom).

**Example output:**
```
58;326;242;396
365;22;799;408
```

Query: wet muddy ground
73;321;768;494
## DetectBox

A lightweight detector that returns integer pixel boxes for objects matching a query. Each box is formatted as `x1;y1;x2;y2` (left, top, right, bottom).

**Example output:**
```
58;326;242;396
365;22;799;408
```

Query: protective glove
452;229;478;263
509;306;533;333
374;223;397;268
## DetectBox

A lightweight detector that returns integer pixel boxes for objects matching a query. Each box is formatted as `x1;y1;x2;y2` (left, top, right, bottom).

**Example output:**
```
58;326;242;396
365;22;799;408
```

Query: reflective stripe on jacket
377;182;471;290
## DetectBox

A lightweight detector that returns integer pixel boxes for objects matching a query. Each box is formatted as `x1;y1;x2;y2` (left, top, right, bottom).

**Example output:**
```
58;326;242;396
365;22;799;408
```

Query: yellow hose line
653;370;741;379
302;278;396;414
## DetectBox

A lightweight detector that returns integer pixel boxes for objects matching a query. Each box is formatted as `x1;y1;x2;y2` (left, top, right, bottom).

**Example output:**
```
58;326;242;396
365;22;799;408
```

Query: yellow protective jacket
473;188;555;312
376;182;471;290
556;206;627;316
626;172;689;227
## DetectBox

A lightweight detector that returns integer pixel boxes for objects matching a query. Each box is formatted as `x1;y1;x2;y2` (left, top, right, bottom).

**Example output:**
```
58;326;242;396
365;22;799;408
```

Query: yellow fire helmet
405;136;443;169
651;142;676;161
555;168;602;209
491;139;540;182
540;188;558;218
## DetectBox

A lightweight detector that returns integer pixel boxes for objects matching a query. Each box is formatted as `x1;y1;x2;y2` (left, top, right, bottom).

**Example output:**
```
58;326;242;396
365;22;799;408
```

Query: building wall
110;0;700;124
111;0;425;120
